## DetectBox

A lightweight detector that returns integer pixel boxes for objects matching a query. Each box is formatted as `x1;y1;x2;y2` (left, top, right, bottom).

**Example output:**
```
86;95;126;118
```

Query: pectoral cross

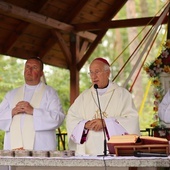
93;110;108;119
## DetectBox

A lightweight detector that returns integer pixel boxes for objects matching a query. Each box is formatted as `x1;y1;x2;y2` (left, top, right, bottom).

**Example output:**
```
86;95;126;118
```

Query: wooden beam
77;30;106;70
3;0;55;55
0;1;73;31
33;0;51;13
77;31;97;42
79;40;89;59
70;66;79;104
71;31;96;42
2;22;29;53
74;16;168;31
56;0;93;101
0;1;96;41
38;36;57;59
70;34;80;104
77;0;128;70
42;56;67;69
63;0;89;23
52;30;72;67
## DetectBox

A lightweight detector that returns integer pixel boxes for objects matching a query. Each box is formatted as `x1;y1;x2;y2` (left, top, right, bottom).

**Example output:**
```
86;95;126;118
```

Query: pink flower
161;50;169;58
154;100;159;106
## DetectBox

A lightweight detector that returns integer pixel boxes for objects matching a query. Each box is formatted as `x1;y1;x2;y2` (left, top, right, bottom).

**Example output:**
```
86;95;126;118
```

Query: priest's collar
97;81;111;96
25;82;41;89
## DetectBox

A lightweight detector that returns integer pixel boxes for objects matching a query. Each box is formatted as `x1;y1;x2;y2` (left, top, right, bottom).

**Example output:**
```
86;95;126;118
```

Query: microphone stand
94;84;108;156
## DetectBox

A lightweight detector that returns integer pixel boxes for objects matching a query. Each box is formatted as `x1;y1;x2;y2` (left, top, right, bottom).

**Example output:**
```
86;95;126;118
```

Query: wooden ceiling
0;0;168;71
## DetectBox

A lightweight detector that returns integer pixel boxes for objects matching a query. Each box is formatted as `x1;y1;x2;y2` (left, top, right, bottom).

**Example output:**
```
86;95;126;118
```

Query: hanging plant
143;39;170;128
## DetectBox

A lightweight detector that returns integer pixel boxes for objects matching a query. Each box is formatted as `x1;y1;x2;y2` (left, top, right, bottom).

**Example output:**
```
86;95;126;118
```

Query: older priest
66;57;140;156
0;57;65;151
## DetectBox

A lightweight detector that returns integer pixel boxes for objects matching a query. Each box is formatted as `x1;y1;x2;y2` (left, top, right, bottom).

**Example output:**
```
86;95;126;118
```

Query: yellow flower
143;66;149;72
153;106;158;112
144;40;170;128
163;65;170;73
164;39;170;48
153;58;162;66
152;79;160;87
150;121;158;127
154;91;161;100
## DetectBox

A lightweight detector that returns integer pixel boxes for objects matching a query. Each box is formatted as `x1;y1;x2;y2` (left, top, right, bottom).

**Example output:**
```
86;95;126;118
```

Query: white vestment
66;82;140;155
0;81;65;151
158;89;170;126
10;83;45;150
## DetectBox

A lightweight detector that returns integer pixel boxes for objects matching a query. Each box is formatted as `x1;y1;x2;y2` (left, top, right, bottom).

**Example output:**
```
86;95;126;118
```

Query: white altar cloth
0;155;170;170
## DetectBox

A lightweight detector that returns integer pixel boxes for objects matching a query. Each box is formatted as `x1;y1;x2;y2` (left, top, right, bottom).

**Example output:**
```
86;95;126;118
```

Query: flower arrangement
144;39;170;77
143;39;170;128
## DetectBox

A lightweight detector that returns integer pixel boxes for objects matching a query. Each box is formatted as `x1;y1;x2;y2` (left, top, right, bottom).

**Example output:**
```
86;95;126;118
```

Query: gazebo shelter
0;0;169;104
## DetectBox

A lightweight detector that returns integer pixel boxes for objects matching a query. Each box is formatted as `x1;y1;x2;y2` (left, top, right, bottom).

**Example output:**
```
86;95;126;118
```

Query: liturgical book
107;134;169;156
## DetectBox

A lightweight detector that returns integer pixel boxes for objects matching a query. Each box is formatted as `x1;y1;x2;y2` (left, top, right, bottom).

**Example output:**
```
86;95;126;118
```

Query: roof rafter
0;1;96;41
2;22;29;53
74;16;168;31
37;36;58;61
2;0;51;54
62;0;88;23
52;30;72;67
77;0;128;70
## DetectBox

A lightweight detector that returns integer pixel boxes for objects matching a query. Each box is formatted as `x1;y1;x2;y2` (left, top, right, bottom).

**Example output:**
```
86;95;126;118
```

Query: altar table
0;156;170;170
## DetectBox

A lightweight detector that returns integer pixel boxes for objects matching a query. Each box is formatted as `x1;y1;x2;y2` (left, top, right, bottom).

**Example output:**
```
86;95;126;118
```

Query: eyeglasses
88;71;104;76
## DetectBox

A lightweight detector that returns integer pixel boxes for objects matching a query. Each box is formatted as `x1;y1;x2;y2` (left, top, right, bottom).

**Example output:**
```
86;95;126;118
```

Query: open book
107;134;169;155
108;134;168;145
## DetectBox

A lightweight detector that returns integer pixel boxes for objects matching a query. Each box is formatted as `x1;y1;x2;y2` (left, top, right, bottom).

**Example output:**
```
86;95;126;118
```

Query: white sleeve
158;90;170;123
70;120;88;144
0;94;12;131
33;87;65;131
105;117;128;138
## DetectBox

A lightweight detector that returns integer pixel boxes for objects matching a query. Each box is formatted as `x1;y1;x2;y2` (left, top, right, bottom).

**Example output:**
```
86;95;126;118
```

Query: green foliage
44;66;70;114
0;56;24;101
0;56;70;149
0;131;4;149
0;0;168;149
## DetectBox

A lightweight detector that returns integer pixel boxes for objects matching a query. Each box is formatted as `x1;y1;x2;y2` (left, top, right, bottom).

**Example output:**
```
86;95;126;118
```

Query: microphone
94;84;98;89
134;151;168;157
94;84;108;156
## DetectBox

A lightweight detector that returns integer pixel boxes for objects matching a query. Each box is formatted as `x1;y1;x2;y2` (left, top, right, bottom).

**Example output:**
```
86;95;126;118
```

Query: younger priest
0;57;65;151
66;57;140;156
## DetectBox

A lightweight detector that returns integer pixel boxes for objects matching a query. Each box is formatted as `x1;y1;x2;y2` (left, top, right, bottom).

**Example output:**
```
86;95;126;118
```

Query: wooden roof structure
0;0;169;103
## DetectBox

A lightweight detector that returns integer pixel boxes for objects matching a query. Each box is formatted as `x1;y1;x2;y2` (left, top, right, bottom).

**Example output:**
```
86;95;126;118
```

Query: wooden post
70;33;80;105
